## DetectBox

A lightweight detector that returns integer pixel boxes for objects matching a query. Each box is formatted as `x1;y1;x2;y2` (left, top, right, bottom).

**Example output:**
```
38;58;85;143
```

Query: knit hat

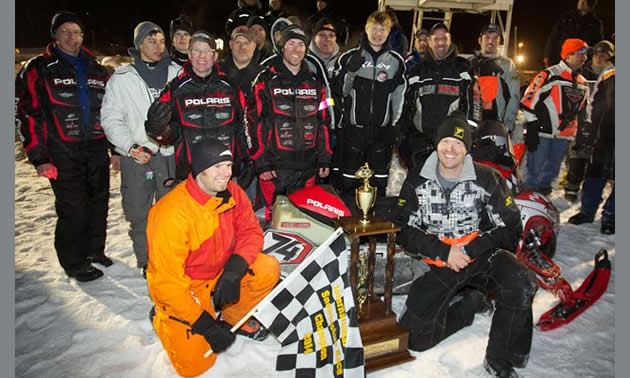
50;11;84;39
313;18;336;36
593;40;614;57
231;25;255;42
561;38;589;60
429;22;449;36
434;111;473;152
190;139;234;178
189;30;217;50
169;14;193;41
278;25;307;52
134;21;165;50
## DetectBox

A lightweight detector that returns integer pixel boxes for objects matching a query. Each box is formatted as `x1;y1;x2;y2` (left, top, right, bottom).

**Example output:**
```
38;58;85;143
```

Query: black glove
213;254;249;310
145;102;176;145
191;311;235;353
345;52;365;73
237;160;257;189
525;121;540;151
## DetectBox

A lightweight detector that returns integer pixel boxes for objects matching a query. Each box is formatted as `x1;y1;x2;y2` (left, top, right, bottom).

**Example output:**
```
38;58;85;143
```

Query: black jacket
247;59;332;173
389;153;522;262
156;62;247;175
16;43;110;166
588;65;614;180
219;53;265;101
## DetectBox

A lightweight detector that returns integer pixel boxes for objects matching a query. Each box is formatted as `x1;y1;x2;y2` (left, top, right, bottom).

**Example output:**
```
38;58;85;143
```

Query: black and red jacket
156;62;248;172
15;43;109;166
246;59;332;174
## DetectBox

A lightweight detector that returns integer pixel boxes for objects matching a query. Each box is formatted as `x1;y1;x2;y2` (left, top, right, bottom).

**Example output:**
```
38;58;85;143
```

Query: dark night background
16;0;614;70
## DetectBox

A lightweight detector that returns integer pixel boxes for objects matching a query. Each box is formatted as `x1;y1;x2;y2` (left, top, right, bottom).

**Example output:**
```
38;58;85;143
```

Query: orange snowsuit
146;176;280;377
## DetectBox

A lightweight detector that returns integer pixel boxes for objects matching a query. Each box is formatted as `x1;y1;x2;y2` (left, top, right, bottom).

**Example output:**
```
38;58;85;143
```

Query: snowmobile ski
536;249;611;331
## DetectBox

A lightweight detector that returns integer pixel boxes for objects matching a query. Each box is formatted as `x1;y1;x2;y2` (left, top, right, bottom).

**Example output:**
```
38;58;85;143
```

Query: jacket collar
420;151;476;183
185;175;235;211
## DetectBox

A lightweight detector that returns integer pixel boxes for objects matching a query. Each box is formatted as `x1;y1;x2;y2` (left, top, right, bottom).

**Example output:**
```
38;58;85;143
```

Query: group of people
15;0;614;376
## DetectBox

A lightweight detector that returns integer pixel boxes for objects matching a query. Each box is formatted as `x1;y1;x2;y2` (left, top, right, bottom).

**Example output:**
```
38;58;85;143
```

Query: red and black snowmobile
472;120;611;331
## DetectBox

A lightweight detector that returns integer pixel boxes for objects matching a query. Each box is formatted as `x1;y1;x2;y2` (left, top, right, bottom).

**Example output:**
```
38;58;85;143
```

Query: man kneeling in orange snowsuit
146;137;280;377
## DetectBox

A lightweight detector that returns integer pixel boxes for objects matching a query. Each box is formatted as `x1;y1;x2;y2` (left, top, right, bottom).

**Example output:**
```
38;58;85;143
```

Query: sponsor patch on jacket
397;199;406;207
215;112;230;119
273;88;317;96
188;114;202;120
505;196;512;207
303;104;316;112
58;92;74;98
184;97;231;107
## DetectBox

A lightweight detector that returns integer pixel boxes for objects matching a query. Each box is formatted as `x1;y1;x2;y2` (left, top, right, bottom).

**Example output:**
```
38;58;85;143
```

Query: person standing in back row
101;21;180;277
16;11;113;282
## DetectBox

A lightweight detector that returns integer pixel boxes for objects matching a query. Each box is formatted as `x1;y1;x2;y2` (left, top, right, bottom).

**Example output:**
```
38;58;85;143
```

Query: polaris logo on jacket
53;78;106;87
184;97;232;107
273;88;317;96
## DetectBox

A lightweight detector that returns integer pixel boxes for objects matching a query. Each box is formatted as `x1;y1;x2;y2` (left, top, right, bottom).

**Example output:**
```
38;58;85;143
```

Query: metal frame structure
378;0;514;56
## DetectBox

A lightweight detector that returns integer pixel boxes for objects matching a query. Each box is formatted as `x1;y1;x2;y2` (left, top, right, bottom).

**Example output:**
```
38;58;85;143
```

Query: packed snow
15;145;614;378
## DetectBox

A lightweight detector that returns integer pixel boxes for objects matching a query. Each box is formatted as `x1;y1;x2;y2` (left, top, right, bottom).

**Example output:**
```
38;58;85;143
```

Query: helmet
471;120;516;170
593;40;614;58
515;191;559;258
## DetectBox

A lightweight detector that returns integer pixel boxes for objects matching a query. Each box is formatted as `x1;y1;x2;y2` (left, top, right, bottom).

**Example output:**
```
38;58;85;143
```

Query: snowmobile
262;119;610;331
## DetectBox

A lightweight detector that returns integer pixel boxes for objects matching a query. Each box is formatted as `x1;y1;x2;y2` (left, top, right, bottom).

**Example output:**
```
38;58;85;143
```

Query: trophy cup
355;163;377;224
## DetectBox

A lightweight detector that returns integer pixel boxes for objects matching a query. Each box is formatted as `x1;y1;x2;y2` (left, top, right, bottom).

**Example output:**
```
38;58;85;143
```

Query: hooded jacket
16;43;110;166
100;50;180;156
390;152;522;262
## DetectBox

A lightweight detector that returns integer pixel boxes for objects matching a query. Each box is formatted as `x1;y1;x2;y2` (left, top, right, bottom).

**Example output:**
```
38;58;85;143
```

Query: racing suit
469;52;520;131
333;34;406;195
15;43;111;272
155;62;248;180
400;45;480;170
247;59;332;206
147;177;280;376
387;152;535;368
520;60;589;191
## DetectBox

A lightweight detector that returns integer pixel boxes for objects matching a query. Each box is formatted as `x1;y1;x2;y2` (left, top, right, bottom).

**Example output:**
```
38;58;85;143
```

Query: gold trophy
355;163;377;224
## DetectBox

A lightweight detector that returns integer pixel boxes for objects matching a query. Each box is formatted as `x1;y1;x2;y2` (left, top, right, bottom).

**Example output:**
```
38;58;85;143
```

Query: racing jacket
334;34;407;147
521;60;589;140
389;152;522;263
402;45;480;143
247;59;332;174
156;62;248;173
15;43;109;166
469;52;520;130
146;177;262;324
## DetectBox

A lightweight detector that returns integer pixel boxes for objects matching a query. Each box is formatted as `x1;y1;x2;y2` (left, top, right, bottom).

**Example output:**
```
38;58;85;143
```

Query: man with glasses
145;31;249;190
521;38;590;195
16;11;113;282
101;21;180;277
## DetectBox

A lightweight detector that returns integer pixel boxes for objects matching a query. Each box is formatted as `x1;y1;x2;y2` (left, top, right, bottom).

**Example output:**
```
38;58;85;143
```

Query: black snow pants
399;249;538;367
48;140;110;272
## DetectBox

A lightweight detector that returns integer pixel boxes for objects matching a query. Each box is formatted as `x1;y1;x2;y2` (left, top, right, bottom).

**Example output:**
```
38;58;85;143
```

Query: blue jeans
522;137;570;190
581;178;615;222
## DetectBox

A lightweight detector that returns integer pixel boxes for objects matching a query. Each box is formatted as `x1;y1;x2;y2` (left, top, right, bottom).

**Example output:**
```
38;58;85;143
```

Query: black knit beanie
50;11;84;39
170;14;193;41
190;139;233;178
278;25;307;52
434;111;473;152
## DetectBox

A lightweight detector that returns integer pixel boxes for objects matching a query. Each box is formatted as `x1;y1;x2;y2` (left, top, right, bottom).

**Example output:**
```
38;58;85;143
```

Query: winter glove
237;160;257;189
191;311;235;353
213;254;249;310
36;163;58;180
525;121;540;151
345;52;365;73
145;101;177;146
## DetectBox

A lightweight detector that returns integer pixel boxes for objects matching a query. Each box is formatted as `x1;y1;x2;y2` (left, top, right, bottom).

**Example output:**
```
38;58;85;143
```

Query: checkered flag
252;228;365;378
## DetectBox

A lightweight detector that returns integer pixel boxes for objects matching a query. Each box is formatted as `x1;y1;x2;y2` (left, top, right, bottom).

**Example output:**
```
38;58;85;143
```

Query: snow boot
86;254;113;267
65;263;103;282
483;356;519;378
568;212;594;225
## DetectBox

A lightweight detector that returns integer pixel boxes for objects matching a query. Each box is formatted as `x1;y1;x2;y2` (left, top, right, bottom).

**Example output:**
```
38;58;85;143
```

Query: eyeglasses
58;28;83;37
190;48;215;56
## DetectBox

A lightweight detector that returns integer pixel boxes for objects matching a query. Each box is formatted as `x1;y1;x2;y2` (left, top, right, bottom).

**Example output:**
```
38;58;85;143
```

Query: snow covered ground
14;147;614;378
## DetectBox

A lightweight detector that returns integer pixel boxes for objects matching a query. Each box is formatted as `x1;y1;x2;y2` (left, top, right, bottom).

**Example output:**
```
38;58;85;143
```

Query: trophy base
359;299;415;372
